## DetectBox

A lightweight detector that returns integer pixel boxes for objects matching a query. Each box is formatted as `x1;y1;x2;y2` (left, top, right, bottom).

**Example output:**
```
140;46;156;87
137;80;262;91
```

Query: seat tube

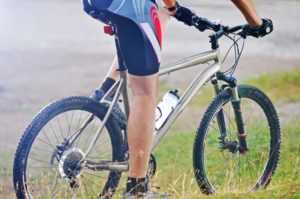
120;71;130;118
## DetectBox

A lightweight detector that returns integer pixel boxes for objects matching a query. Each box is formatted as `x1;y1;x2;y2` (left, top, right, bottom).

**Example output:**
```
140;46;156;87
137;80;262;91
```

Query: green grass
4;69;300;198
151;120;300;198
0;152;12;176
159;68;300;108
0;155;14;199
247;69;300;103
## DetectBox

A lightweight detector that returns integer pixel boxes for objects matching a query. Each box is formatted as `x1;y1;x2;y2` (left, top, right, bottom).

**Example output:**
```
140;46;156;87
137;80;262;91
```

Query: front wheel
193;85;280;194
13;96;125;199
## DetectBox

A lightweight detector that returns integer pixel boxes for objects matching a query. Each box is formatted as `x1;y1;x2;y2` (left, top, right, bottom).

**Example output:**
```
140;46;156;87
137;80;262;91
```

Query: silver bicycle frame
82;49;221;162
153;49;221;149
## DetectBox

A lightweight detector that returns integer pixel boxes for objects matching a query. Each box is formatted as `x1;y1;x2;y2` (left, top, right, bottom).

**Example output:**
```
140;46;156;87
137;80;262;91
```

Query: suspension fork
230;86;248;154
211;78;227;143
216;72;248;153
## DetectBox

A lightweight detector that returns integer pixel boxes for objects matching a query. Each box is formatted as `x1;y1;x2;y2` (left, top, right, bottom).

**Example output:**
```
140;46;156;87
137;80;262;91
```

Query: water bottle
155;89;180;130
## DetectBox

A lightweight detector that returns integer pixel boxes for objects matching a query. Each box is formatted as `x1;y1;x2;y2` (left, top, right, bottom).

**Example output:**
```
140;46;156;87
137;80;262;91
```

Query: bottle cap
170;89;180;99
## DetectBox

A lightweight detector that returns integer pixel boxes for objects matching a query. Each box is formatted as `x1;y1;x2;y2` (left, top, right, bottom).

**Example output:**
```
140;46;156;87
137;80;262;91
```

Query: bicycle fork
212;73;248;154
231;85;248;154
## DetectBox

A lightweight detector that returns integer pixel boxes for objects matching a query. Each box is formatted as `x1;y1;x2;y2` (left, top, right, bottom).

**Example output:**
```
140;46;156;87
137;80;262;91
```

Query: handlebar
191;15;246;49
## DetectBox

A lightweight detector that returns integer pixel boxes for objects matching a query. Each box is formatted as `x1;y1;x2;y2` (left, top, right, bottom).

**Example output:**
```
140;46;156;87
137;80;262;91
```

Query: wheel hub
58;148;85;180
219;139;239;154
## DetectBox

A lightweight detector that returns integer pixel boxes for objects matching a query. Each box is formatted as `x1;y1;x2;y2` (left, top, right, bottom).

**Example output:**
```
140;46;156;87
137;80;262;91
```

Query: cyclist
82;0;273;198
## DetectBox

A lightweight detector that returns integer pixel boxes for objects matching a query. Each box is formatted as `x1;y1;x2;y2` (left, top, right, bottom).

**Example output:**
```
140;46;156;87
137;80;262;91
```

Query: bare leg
100;8;170;177
126;8;170;178
127;73;159;178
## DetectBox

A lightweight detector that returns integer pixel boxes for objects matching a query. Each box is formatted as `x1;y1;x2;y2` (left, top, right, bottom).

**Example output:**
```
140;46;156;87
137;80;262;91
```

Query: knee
130;84;157;100
129;76;158;100
135;88;155;98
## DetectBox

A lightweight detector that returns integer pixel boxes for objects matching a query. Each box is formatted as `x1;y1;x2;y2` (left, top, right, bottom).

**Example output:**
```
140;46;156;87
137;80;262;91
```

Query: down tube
152;63;221;151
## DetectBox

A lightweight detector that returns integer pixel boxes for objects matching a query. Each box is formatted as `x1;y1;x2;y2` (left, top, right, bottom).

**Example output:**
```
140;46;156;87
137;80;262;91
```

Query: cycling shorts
83;0;162;76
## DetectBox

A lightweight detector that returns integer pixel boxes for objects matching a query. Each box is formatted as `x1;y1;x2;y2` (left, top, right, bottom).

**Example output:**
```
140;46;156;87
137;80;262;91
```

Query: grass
247;69;300;103
151;119;300;199
159;68;300;109
0;153;14;199
3;69;300;198
152;69;300;198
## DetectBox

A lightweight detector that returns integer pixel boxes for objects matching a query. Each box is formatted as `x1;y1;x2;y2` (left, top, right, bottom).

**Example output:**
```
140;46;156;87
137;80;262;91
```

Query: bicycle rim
24;109;114;198
199;90;278;193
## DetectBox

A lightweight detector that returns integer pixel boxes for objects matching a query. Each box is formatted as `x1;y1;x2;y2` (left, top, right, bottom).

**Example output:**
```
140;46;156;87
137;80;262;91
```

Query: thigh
113;6;162;76
109;8;170;78
113;17;160;76
83;0;163;76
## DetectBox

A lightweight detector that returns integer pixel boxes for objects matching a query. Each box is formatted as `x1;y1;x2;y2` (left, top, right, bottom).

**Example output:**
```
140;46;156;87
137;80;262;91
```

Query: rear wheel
13;96;124;199
193;85;280;194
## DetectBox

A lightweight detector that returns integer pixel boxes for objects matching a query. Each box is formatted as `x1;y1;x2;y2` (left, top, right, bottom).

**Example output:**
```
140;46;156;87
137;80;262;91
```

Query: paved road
0;0;299;165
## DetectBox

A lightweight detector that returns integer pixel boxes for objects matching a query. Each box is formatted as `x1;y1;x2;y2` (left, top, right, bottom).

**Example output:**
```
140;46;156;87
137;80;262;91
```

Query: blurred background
0;0;300;198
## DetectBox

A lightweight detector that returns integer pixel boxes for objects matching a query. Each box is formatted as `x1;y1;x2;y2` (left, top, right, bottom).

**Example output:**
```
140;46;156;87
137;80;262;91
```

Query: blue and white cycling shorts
83;0;162;76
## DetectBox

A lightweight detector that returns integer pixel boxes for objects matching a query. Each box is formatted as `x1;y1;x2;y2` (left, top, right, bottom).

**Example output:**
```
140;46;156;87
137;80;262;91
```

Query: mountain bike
13;15;281;199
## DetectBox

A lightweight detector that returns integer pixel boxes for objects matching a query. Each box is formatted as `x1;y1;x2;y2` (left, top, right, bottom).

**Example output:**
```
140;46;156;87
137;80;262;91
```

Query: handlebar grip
191;16;208;31
227;25;245;33
192;15;221;32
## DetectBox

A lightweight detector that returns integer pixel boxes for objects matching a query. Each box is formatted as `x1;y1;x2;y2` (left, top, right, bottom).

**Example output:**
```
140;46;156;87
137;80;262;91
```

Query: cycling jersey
83;0;162;76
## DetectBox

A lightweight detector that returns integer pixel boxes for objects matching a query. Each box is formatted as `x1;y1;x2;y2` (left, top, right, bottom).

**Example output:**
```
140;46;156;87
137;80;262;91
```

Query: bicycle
13;14;280;198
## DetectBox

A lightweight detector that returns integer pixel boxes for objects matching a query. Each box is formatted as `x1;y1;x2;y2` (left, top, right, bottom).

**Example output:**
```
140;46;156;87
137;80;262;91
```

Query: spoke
28;165;56;169
64;111;71;138
56;116;66;140
50;172;61;198
31;145;54;155
41;129;57;148
74;115;90;148
76;111;84;132
48;122;62;145
36;137;56;150
83;122;97;151
225;105;235;137
29;156;52;165
197;91;277;193
25;109;116;198
243;100;254;125
67;111;75;138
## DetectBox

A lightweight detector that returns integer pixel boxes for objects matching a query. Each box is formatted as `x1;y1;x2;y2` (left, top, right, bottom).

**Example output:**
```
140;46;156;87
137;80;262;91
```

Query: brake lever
228;25;247;38
192;16;208;32
238;30;247;39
